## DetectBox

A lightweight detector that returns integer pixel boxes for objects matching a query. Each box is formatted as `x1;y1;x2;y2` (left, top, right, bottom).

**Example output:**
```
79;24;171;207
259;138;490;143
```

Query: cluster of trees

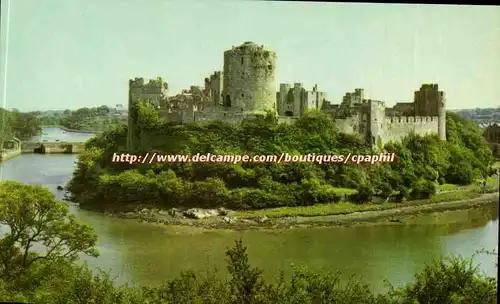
41;106;124;131
0;105;125;147
67;101;494;211
0;108;42;143
35;105;125;131
0;181;497;303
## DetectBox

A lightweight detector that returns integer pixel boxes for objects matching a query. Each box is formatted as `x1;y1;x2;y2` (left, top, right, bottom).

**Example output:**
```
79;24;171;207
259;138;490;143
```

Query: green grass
330;187;357;195
437;183;460;191
437;175;497;192
487;175;497;183
231;185;495;219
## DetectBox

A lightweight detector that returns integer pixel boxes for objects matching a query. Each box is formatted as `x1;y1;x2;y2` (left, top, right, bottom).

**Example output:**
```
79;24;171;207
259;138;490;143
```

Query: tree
97;105;110;116
226;239;264;303
0;181;99;280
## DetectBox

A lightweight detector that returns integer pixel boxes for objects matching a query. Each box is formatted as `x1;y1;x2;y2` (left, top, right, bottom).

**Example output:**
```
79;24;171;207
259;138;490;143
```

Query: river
0;127;498;293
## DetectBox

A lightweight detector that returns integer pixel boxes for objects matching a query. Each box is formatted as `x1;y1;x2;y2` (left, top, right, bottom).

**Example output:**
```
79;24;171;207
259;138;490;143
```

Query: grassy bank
230;179;498;219
112;179;498;230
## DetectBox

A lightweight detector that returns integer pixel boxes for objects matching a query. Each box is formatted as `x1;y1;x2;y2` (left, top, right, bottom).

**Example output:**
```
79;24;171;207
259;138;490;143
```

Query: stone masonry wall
206;71;224;106
334;115;360;134
222;42;277;115
383;116;439;143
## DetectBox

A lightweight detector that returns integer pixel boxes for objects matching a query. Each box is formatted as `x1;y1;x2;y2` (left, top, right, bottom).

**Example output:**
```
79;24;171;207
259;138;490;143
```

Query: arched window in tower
241;57;244;64
224;95;232;107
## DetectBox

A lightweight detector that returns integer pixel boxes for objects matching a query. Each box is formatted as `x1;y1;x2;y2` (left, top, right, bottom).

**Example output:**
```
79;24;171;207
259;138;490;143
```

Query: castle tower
222;42;277;115
437;91;446;140
277;83;292;116
414;84;446;140
127;78;144;150
360;99;386;147
208;71;223;106
293;83;303;116
127;77;168;149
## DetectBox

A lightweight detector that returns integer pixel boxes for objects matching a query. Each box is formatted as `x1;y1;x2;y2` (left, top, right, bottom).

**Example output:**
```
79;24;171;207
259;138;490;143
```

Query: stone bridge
21;141;86;154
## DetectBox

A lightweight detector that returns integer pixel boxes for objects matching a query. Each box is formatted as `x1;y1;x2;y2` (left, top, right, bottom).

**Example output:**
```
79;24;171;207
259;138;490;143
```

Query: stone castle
128;41;446;148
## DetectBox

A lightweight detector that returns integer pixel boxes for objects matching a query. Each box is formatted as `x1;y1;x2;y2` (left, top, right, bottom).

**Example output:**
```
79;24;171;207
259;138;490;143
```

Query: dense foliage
0;105;124;146
0;182;497;303
58;105;124;131
67;101;494;211
0;108;42;142
36;106;125;131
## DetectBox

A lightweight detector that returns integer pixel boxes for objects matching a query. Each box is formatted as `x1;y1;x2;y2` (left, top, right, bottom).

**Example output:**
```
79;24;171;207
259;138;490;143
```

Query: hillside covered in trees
66;100;495;212
38;105;125;132
0;108;42;143
0;105;124;145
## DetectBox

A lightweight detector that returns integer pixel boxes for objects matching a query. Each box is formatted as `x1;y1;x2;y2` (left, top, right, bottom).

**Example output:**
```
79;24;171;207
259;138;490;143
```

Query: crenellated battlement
293;83;303;89
129;77;145;88
129;77;168;90
209;71;222;80
387;116;438;124
365;99;386;109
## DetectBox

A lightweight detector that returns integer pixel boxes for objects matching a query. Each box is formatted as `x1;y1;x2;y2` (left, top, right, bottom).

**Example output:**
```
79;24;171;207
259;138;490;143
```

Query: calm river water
0;127;498;292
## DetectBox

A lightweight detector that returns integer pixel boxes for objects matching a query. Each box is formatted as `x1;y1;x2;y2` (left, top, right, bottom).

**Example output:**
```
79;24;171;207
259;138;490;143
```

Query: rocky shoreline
108;192;499;230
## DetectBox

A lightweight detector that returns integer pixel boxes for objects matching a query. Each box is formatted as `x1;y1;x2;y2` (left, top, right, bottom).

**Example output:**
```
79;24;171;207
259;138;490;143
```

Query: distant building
482;123;500;158
456;107;500;125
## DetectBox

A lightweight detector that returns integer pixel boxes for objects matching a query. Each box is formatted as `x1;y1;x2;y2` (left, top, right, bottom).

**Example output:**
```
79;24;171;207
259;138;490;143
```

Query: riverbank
60;126;102;134
105;186;499;230
0;148;21;162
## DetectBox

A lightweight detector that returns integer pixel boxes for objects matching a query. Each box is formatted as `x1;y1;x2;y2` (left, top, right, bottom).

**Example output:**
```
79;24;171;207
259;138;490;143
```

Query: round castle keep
222;42;276;115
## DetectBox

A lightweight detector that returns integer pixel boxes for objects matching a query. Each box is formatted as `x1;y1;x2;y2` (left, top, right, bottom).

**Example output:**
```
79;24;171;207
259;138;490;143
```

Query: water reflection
27;127;95;143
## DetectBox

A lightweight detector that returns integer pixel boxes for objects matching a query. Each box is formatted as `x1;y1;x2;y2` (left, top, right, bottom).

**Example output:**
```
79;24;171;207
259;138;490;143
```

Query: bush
446;161;475;185
385;256;498;304
395;187;410;203
294;179;342;206
229;188;286;209
351;184;376;204
410;179;437;200
181;178;230;208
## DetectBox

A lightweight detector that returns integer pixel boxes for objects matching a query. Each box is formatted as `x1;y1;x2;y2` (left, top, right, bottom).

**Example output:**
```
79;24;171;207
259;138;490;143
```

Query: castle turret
437;91;446;140
293;83;303;116
127;77;168;149
360;99;386;147
414;84;446;140
207;71;223;106
222;42;277;115
277;83;292;116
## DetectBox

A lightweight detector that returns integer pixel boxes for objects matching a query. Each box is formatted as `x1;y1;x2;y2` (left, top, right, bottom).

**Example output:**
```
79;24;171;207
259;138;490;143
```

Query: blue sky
1;1;499;111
